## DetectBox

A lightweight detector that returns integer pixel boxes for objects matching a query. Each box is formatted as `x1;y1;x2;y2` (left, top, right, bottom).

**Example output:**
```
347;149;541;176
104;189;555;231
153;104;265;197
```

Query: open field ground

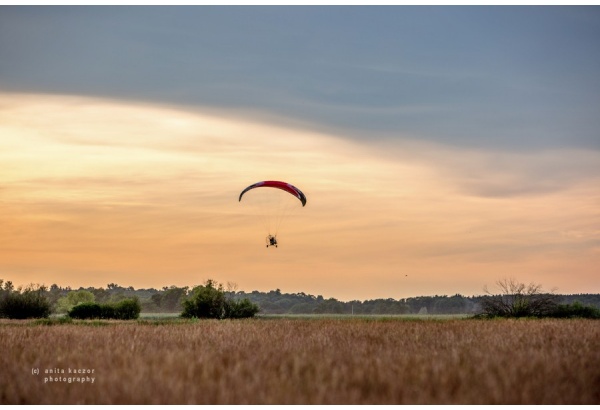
1;317;599;404
137;312;471;320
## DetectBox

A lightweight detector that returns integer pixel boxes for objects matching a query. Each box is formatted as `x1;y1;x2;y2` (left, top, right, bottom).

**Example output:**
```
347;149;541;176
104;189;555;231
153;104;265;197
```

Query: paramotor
239;181;306;248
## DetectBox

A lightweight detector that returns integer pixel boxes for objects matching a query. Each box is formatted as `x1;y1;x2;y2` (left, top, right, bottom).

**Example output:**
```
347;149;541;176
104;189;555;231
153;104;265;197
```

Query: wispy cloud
1;92;598;298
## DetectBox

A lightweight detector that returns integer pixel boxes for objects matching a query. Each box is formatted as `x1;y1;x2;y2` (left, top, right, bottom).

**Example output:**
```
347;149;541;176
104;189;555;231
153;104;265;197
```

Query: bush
112;298;141;320
100;303;116;319
225;298;260;319
549;302;600;319
0;286;52;319
68;298;141;320
479;278;559;318
182;280;226;319
182;279;259;319
69;302;103;319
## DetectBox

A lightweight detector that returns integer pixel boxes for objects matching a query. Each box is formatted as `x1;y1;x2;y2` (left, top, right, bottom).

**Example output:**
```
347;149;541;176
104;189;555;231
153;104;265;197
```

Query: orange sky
1;92;599;300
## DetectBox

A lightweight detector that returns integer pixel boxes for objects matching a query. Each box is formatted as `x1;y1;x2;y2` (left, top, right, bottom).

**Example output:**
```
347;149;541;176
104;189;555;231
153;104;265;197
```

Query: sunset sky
1;6;599;300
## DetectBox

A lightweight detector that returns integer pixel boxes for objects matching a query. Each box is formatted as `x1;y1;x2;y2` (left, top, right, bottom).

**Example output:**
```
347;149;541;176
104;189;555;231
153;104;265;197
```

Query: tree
289;302;315;314
2;280;14;292
89;287;110;303
46;284;67;307
181;279;259;319
0;284;51;319
433;295;467;314
56;290;95;313
181;279;226;319
479;278;560;318
313;298;345;314
112;298;141;320
160;286;188;312
224;298;260;319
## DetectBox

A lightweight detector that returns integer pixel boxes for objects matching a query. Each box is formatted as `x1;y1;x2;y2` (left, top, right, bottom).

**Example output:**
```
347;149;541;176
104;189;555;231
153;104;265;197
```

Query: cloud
370;137;600;199
1;92;598;299
2;7;599;152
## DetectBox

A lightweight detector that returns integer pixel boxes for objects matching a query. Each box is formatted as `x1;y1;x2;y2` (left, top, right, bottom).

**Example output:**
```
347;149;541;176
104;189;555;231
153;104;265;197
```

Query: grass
139;312;181;319
258;313;472;320
1;317;598;404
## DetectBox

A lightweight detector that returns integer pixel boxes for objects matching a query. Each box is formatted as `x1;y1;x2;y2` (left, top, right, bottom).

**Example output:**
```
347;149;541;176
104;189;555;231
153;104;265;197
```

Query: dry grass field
1;317;598;404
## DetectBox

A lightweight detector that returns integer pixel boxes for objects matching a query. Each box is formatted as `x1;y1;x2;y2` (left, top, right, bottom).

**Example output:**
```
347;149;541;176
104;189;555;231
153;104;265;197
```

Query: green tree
56;290;96;314
0;284;51;319
89;287;110;303
289;302;315;314
225;298;260;319
46;284;66;307
181;279;226;319
181;279;259;319
160;286;189;312
433;295;467;314
112;298;141;320
314;298;345;314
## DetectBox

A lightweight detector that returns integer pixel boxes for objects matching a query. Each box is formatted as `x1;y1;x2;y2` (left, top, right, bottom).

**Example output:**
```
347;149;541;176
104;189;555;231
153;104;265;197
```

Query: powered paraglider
239;181;306;248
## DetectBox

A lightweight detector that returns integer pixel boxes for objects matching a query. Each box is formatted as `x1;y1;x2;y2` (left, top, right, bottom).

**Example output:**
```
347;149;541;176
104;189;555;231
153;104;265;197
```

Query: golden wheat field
1;317;598;404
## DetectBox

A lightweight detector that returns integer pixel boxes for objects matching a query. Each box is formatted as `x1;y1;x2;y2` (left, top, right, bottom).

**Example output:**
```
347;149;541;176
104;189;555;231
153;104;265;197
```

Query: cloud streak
2;7;599;151
1;92;598;299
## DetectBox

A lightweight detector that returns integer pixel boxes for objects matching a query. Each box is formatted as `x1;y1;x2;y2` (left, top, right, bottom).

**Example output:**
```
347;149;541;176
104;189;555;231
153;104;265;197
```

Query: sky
0;6;599;300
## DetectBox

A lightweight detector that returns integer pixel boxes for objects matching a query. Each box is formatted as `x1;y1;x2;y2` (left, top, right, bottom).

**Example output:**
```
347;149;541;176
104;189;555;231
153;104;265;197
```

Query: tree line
0;279;259;320
2;277;599;318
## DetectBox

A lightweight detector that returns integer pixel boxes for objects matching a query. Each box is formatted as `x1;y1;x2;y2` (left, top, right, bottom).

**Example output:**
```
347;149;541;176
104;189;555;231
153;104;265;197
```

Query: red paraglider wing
239;181;307;206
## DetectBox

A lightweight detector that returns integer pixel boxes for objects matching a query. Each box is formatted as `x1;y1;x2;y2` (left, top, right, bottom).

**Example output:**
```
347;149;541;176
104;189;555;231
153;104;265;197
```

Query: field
1;317;599;404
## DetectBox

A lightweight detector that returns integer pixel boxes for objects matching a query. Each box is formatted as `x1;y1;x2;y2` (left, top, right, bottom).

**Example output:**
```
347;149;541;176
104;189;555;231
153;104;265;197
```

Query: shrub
225;298;260;319
100;303;116;319
479;278;559;318
182;280;226;319
69;302;103;319
0;286;51;319
113;298;141;320
68;298;141;320
549;302;600;319
182;279;259;319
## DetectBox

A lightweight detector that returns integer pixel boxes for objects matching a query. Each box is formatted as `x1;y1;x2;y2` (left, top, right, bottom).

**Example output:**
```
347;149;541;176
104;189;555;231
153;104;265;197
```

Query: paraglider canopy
239;180;307;247
239;180;307;206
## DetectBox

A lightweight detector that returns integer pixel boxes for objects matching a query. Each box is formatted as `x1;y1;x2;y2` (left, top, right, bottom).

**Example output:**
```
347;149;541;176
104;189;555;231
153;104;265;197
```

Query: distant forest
12;281;600;316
